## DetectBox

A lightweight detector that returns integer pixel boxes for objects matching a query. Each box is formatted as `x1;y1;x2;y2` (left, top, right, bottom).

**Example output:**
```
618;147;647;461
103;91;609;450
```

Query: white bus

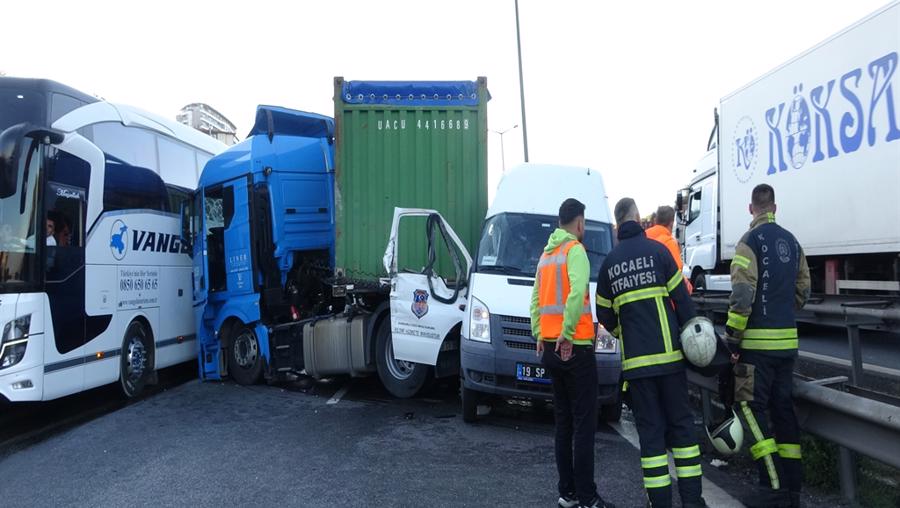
0;78;225;401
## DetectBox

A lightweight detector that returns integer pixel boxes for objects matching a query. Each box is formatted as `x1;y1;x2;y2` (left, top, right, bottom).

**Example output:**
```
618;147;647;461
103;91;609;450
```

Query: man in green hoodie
531;199;612;508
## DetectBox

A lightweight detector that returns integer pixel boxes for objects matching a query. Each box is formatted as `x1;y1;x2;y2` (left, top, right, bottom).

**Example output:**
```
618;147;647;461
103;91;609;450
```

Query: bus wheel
120;321;154;399
375;319;427;398
229;324;262;385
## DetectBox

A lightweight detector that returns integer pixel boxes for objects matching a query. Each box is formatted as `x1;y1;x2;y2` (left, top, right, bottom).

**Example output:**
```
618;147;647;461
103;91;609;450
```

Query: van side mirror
180;198;193;254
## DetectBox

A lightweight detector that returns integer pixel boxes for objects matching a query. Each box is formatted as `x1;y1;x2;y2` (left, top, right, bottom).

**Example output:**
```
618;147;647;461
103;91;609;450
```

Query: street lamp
491;124;519;173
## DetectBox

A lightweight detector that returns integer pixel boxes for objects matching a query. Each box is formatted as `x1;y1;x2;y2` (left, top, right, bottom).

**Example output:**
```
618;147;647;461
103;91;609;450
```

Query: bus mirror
25;127;65;146
0;124;65;199
0;124;27;199
180;199;192;251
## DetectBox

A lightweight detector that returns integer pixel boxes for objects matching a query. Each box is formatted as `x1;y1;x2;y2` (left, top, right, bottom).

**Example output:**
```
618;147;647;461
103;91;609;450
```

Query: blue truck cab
187;106;336;384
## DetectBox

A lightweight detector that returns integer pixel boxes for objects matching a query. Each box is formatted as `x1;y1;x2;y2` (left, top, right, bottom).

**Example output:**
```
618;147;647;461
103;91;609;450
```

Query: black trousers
734;352;802;502
629;371;703;508
542;345;599;504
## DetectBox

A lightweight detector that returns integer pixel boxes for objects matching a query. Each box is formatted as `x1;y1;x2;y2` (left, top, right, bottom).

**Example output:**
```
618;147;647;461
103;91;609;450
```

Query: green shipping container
333;77;489;281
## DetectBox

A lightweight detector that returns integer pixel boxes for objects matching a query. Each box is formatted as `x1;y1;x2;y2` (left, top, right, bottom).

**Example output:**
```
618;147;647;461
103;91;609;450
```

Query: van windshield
474;213;613;281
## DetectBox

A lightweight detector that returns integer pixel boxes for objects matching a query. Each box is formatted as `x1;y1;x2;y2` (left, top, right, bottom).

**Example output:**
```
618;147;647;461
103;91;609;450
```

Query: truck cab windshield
474;213;613;281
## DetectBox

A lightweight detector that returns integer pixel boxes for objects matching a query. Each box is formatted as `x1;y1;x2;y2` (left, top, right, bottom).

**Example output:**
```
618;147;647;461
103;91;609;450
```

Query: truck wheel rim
385;338;414;380
125;335;146;384
234;331;258;368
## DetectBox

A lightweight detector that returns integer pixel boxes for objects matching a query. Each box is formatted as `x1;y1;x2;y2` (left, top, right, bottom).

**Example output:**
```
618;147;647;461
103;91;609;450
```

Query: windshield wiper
477;265;526;275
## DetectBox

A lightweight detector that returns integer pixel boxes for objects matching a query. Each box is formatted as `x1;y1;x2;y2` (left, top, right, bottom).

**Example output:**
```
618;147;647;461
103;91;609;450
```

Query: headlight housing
595;325;618;354
0;314;31;369
467;297;491;343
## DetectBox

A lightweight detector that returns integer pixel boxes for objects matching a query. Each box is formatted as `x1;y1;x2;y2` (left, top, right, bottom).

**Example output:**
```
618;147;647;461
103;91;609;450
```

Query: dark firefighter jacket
726;212;811;357
596;221;696;380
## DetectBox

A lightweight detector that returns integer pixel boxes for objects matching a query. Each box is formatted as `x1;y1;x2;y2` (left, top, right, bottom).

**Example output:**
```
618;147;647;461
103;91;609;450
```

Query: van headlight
595;325;618;354
467;297;491;343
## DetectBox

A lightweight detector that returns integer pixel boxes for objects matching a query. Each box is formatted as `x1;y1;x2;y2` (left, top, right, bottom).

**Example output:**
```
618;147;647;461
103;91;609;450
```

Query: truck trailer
183;78;489;397
677;2;900;296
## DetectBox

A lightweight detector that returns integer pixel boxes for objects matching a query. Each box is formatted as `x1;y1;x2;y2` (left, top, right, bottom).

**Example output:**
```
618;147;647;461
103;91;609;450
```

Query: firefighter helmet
708;410;744;455
681;316;717;367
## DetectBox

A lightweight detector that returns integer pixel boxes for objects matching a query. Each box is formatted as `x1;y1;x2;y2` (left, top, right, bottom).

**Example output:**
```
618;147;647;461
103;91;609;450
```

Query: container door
385;209;472;366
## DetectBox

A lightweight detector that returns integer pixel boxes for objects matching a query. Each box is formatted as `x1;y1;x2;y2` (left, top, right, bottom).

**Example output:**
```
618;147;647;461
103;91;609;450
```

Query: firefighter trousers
734;352;802;502
629;371;703;508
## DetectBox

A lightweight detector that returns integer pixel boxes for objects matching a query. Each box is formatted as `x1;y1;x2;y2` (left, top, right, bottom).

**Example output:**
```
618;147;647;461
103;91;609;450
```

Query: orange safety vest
538;240;595;343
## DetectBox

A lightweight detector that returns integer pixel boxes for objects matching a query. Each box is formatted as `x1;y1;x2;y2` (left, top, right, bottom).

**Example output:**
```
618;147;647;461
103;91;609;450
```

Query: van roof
487;163;612;224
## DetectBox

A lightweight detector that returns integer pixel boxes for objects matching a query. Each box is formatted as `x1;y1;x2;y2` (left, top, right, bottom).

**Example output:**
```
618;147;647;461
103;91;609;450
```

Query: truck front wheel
692;270;707;293
375;319;428;398
229;324;263;385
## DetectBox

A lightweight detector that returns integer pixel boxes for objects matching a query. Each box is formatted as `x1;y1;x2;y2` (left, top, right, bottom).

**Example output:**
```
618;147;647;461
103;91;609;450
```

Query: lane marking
610;418;744;508
799;350;900;379
326;383;351;405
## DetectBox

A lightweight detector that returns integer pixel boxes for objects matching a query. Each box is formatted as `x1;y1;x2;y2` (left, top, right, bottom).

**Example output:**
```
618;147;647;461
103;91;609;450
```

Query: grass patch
800;434;900;507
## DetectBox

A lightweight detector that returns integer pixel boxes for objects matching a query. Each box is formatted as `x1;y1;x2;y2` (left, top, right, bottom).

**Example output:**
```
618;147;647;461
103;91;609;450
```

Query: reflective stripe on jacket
727;213;811;356
596;221;697;380
537;238;594;344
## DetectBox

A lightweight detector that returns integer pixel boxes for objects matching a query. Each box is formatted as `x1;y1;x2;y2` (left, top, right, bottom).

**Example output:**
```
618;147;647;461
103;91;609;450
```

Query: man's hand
556;337;574;361
536;338;544;357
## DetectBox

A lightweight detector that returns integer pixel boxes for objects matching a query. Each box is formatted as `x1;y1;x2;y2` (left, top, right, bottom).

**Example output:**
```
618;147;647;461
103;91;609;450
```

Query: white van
460;164;623;422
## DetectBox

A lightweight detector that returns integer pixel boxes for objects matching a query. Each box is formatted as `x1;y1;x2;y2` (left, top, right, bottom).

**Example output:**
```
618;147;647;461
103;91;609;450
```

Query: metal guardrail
689;369;900;503
690;293;900;502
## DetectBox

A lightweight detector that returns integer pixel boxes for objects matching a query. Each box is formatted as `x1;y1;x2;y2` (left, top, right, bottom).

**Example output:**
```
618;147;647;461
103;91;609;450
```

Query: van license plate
516;363;551;384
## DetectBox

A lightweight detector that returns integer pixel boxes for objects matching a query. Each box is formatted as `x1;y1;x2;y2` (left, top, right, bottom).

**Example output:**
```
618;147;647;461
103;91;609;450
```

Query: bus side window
45;149;89;279
166;184;191;214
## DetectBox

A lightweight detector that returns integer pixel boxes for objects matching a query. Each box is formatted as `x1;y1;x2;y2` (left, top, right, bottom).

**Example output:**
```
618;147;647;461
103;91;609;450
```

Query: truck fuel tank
303;316;374;378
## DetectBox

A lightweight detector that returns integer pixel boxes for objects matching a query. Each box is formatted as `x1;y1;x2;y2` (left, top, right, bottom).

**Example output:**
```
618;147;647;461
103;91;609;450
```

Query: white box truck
678;1;900;296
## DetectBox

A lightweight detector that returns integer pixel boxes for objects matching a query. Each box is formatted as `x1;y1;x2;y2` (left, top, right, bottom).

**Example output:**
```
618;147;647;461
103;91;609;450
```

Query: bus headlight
595;325;618;354
467;297;491;343
1;315;31;369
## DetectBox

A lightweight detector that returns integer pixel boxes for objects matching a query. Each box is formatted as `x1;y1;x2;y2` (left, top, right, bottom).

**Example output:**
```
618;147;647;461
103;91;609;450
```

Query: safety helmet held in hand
707;410;744;455
681;316;717;367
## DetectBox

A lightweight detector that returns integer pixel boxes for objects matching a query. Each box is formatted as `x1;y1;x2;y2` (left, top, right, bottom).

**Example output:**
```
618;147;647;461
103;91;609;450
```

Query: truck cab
679;150;719;291
459;164;623;422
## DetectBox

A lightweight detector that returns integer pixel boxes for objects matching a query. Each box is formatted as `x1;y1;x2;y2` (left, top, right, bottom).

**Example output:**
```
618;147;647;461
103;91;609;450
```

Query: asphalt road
0;375;850;508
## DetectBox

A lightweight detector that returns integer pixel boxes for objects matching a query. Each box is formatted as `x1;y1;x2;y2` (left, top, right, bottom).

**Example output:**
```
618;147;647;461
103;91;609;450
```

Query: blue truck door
196;177;254;379
222;178;253;295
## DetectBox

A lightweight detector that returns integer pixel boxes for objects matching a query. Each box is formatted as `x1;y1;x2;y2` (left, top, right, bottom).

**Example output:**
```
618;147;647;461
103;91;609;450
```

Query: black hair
558;198;586;226
752;184;775;210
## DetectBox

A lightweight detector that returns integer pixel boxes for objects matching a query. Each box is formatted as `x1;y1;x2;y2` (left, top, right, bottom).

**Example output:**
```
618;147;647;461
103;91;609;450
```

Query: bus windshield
474;213;614;281
0;88;45;132
0;139;41;288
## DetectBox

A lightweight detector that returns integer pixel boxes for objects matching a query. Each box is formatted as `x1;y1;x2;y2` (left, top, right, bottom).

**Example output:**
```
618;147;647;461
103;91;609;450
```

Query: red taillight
290;305;300;321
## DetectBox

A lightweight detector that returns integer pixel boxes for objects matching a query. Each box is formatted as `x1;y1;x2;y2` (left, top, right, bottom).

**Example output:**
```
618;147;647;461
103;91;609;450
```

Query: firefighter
531;198;614;508
725;184;811;508
645;205;692;294
596;198;707;508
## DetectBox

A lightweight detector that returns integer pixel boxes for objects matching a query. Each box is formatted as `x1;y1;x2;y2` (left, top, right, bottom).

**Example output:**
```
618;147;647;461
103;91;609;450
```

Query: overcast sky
0;0;890;214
